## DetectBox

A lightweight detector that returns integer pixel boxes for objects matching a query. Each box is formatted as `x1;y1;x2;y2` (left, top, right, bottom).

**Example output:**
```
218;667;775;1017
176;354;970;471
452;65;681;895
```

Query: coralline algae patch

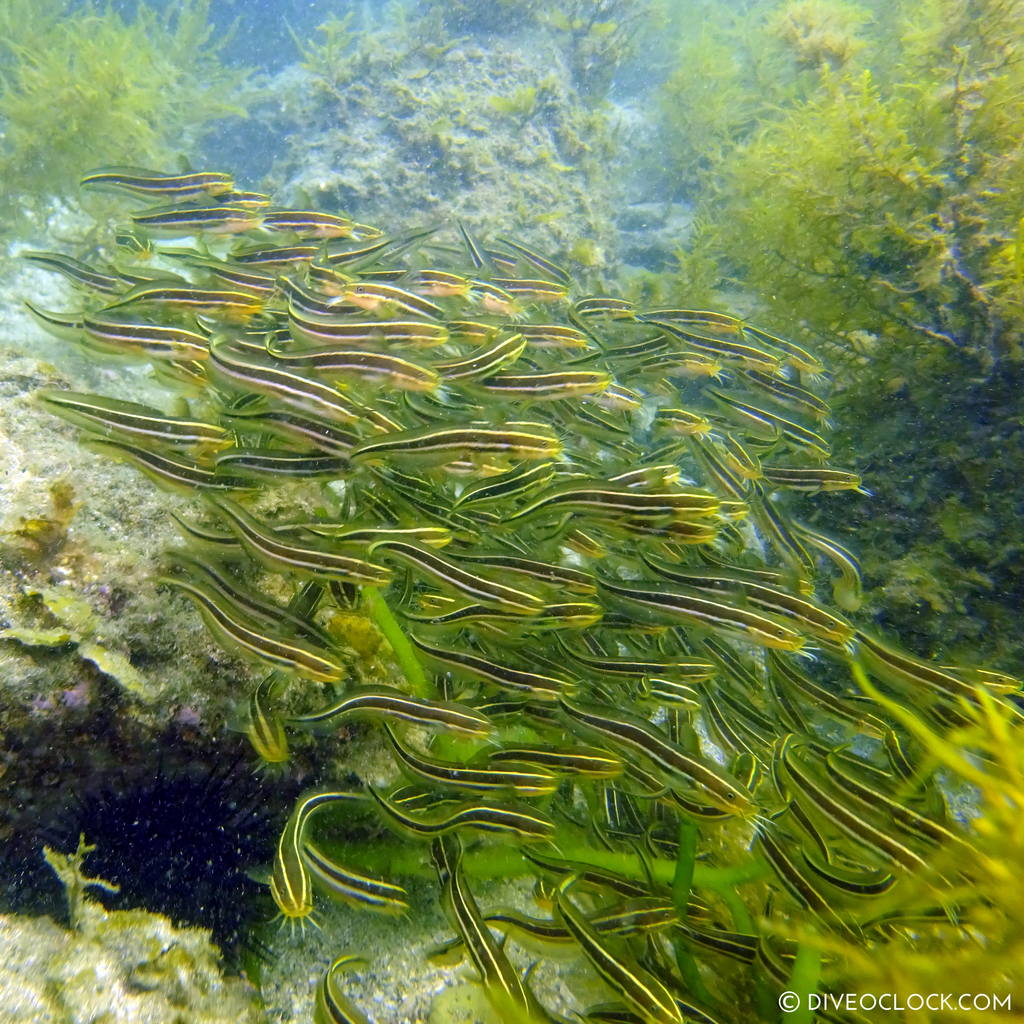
9;162;1022;1024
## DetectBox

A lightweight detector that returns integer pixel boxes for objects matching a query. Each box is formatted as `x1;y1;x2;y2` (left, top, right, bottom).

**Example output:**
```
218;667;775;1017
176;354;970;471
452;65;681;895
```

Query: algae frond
43;833;119;930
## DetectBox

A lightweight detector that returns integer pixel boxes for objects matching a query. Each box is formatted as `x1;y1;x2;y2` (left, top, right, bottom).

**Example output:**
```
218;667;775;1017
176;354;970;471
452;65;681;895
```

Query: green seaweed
671;820;713;1004
656;0;1024;670
785;944;821;1024
547;0;652;100
361;585;432;697
0;0;251;232
292;11;363;100
489;85;540;120
661;0;1024;360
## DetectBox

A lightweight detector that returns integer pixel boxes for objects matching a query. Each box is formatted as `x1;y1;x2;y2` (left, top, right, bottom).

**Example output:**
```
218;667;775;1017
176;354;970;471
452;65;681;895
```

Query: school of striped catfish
24;165;1023;1024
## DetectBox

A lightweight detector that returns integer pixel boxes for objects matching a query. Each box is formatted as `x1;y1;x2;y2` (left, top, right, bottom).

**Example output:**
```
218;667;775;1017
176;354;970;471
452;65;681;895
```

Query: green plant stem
672;820;698;918
717;885;756;934
361;585;431;697
786;943;821;1024
319;837;772;889
672;820;713;1004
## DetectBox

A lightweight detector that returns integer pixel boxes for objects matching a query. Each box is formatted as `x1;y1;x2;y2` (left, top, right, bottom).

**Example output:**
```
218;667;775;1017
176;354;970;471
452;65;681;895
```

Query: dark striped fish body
81;166;234;200
314;956;372;1024
857;631;983;705
432;332;527;380
559;697;754;815
160;575;345;681
475;370;612;401
130;204;264;235
641;556;854;649
493;236;571;284
220;404;358;457
647;320;781;373
290;686;492;736
370;539;545;613
772;736;933;874
489;277;570;302
208;336;372;427
741;368;832;422
288;310;449;348
82;438;254;494
744;325;825;376
488;745;623;779
517;323;590;349
214;448;349;480
38;391;228;448
24;301;86;342
235;242;323;268
371;787;554;841
452;461;556;508
20;250;122;293
263;208;354;238
245;675;289;764
599;578;806;652
573;295;636;319
432;837;550;1022
81;314;210;361
208;497;392;585
555;639;715;683
410;634;569;698
508;482;719;523
635;307;743;333
166;254;279;297
271;791;362;922
385;725;558;796
103;282;263;321
761;465;867;494
554;888;684;1024
341;280;445;319
302;841;409;915
753;821;861;938
266;342;440;392
352;422;562;464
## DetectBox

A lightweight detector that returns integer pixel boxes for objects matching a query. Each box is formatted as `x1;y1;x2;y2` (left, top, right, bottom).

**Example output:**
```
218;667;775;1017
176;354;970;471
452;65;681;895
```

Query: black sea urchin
0;722;297;962
58;754;276;954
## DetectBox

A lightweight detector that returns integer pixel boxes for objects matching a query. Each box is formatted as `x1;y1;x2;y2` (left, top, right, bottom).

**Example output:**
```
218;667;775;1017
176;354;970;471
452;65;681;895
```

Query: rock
0;901;263;1024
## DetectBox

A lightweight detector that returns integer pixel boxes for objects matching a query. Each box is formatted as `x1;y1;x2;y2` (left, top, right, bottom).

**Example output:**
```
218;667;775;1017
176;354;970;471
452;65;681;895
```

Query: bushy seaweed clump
0;0;250;233
676;3;1023;359
652;0;1024;667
